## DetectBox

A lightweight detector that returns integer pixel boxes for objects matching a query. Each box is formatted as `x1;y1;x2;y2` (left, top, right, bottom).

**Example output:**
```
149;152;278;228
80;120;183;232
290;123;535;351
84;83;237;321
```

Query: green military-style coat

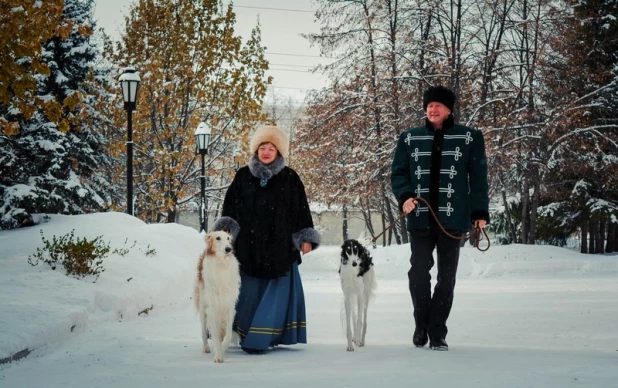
391;118;490;232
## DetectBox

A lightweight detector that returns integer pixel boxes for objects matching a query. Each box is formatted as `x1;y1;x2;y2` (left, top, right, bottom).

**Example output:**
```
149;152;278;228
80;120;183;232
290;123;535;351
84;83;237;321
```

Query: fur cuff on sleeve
211;216;240;241
292;228;321;251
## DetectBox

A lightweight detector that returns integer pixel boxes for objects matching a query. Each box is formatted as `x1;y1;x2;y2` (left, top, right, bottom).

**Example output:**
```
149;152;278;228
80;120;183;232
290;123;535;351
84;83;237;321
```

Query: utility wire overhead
267;51;334;59
270;86;311;90
234;5;314;13
270;63;314;68
269;68;313;73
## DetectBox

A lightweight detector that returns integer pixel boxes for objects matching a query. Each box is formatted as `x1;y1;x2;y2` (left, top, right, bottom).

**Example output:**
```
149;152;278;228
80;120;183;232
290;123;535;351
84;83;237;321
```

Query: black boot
429;337;448;351
413;327;428;347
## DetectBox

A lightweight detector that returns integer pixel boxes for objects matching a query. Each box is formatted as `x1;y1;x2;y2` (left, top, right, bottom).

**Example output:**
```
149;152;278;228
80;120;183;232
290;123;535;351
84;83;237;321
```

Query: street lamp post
195;121;211;232
119;67;141;216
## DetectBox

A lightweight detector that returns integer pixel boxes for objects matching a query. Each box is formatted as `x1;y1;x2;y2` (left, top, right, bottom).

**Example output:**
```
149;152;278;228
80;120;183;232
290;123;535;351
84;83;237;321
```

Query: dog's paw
358;341;365;347
213;357;224;363
347;346;355;351
203;346;211;353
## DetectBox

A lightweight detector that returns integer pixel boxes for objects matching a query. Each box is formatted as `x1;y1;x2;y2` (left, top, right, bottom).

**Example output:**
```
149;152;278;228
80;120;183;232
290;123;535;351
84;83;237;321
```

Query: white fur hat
250;125;289;158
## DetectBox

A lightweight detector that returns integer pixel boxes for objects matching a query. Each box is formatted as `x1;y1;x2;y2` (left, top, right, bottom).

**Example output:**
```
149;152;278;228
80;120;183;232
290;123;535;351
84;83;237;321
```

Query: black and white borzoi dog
339;239;377;351
194;231;241;363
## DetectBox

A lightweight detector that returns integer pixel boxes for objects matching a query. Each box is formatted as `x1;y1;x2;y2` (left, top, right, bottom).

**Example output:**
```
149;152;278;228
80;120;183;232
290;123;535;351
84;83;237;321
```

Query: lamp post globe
119;66;140;110
119;66;141;216
195;121;211;154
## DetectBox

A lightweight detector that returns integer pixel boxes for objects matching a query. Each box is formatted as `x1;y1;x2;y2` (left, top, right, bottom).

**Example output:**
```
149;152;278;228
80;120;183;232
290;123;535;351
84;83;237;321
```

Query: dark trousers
408;228;462;340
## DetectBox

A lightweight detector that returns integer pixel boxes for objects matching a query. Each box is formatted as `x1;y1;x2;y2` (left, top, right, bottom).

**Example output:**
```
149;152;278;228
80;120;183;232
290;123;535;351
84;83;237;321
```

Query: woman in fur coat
212;125;320;354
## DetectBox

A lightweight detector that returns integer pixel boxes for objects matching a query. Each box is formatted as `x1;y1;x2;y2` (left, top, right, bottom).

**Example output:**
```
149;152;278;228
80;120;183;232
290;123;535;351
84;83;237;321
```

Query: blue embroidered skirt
233;262;307;351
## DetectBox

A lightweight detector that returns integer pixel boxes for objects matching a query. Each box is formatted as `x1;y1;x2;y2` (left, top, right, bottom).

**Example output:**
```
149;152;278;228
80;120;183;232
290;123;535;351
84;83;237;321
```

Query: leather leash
370;197;490;252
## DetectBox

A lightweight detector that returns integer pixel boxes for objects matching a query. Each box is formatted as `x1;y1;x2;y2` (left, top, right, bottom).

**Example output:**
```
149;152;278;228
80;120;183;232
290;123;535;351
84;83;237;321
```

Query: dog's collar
248;155;285;185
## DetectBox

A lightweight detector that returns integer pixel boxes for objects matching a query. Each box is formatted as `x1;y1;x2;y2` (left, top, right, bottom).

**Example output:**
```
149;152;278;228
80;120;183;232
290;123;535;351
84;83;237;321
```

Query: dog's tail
366;269;377;302
193;282;201;312
231;331;241;346
194;250;206;312
355;232;375;250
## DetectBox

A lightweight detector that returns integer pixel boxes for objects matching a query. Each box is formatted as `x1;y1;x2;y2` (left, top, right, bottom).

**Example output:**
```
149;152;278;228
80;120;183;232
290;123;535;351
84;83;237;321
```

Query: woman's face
257;142;278;164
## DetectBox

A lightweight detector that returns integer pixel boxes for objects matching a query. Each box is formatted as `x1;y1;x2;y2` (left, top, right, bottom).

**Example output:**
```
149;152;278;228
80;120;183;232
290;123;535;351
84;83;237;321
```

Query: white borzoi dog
194;231;241;363
339;239;376;351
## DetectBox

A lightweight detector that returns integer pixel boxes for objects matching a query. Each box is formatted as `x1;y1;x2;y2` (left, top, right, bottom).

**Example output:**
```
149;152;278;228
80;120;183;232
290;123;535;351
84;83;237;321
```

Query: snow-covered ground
1;212;617;387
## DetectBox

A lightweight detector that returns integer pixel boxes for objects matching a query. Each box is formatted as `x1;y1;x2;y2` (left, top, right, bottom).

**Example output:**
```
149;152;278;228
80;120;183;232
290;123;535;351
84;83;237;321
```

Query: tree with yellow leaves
0;0;114;229
0;0;64;134
109;0;271;223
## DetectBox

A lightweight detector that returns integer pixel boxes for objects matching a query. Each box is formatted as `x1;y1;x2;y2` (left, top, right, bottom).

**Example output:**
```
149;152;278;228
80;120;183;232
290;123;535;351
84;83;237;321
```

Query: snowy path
2;275;617;388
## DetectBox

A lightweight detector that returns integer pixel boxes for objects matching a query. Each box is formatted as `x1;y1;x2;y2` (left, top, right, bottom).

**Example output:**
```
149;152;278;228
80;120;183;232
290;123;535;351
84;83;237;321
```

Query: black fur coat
215;156;320;279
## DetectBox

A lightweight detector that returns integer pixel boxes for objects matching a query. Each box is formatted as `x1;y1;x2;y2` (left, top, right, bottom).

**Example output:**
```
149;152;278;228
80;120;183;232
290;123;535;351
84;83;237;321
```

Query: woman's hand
301;242;312;254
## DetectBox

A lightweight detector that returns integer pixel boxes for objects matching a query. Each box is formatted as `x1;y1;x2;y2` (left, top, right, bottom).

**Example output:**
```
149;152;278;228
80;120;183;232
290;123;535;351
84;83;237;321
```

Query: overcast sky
93;0;330;104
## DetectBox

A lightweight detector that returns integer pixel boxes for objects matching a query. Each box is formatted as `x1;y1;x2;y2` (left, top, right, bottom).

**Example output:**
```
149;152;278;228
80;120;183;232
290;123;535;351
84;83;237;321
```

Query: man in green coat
391;85;489;351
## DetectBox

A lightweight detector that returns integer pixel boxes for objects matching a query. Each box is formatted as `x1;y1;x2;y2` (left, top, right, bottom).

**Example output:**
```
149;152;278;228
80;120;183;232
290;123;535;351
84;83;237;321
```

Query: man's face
426;101;451;128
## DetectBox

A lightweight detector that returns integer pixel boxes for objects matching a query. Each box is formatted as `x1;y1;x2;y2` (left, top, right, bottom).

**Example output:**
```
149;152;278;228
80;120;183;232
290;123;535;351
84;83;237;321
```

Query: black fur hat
423;85;456;111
